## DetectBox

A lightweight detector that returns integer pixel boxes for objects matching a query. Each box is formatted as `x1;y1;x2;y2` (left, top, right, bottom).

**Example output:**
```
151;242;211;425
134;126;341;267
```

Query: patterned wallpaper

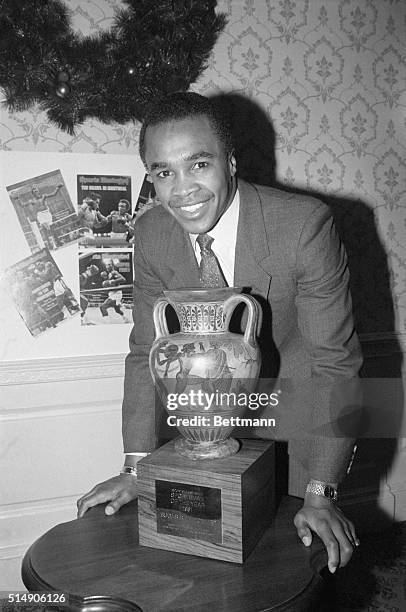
1;0;405;339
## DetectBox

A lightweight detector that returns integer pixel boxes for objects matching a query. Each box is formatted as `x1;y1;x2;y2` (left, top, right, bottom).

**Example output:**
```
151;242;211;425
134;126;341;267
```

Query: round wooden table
22;497;328;612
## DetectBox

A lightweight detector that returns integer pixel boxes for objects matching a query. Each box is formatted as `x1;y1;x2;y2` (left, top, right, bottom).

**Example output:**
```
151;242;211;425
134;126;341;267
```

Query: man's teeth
180;202;204;212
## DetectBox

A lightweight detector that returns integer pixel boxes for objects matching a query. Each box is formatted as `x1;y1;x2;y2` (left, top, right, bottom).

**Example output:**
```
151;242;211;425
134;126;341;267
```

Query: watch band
306;481;338;502
120;465;138;477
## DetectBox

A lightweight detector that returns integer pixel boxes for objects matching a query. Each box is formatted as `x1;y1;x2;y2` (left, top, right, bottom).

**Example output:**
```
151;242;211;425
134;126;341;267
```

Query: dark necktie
196;234;227;287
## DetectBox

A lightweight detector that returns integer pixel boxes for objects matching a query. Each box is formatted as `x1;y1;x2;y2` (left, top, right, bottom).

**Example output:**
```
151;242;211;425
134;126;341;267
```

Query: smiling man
77;92;362;574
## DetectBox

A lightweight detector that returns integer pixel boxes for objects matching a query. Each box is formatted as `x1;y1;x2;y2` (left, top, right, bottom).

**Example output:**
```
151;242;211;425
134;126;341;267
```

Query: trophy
137;288;275;563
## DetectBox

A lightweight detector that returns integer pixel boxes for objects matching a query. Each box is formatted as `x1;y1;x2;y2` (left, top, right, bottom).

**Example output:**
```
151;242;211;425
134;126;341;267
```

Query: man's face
143;116;236;234
118;202;127;214
85;199;96;210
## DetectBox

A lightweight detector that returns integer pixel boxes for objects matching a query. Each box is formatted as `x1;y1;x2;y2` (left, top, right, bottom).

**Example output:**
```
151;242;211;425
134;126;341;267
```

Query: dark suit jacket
123;179;362;484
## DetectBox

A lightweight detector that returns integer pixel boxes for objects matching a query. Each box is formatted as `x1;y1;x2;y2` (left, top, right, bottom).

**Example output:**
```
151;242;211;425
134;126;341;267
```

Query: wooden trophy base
137;438;275;563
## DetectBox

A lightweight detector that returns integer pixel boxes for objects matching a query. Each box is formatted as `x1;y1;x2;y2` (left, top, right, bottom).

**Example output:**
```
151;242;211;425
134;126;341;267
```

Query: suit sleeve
294;203;362;483
122;224;164;453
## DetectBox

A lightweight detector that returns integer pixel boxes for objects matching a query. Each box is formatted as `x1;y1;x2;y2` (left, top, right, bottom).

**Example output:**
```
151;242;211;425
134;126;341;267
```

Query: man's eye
193;161;208;170
157;170;172;178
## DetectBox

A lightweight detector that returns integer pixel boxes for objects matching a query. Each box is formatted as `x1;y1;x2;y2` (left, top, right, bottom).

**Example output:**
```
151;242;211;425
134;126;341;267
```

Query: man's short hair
139;92;233;164
118;199;130;211
83;196;96;209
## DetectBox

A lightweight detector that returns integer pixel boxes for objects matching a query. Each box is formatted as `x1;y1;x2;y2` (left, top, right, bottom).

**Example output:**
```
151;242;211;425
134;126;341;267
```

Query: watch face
324;485;335;499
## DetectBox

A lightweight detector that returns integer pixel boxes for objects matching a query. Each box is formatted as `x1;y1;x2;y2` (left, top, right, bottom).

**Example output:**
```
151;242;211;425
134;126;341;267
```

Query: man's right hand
76;474;138;518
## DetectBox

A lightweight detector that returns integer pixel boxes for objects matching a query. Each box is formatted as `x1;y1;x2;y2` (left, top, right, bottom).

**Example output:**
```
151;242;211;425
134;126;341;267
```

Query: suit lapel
234;180;272;299
164;221;201;290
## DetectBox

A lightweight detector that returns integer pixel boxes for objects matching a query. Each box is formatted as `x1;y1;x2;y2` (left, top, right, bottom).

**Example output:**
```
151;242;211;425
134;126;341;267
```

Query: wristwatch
120;465;138;477
306;481;338;502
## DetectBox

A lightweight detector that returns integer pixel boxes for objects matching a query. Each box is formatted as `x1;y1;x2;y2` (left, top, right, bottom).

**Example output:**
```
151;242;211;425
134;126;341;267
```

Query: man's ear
228;151;237;176
146;173;154;183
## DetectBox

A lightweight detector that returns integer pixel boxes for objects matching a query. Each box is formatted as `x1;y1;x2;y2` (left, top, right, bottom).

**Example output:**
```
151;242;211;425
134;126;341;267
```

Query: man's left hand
294;493;360;573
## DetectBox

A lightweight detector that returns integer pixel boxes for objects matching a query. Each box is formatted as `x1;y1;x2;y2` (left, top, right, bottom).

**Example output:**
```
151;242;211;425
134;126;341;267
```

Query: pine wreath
0;0;226;134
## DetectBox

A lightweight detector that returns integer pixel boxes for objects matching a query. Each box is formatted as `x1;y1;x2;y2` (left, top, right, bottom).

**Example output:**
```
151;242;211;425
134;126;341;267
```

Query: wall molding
0;543;29;561
0;399;121;421
0;495;78;521
0;353;127;386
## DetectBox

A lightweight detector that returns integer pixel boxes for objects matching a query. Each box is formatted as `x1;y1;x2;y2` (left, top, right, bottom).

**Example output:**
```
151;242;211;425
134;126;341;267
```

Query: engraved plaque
155;480;222;544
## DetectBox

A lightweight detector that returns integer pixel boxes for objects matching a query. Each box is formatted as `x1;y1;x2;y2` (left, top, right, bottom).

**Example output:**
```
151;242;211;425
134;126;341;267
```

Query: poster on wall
5;249;80;337
6;170;81;253
77;174;132;248
78;249;133;326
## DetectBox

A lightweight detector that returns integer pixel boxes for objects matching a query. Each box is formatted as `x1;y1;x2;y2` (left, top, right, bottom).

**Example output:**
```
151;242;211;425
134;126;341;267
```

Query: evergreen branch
0;0;227;133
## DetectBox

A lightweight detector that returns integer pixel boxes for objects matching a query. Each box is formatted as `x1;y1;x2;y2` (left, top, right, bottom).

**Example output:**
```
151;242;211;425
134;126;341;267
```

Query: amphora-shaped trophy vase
149;288;261;460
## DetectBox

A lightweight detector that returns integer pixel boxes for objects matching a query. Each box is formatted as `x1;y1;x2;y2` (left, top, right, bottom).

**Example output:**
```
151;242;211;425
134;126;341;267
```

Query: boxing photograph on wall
5;248;80;337
6;170;81;253
78;249;133;326
77;174;132;248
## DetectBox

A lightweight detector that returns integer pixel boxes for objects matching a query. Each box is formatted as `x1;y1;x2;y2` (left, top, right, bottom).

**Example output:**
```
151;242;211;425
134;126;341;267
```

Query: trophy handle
152;297;170;339
223;294;259;348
